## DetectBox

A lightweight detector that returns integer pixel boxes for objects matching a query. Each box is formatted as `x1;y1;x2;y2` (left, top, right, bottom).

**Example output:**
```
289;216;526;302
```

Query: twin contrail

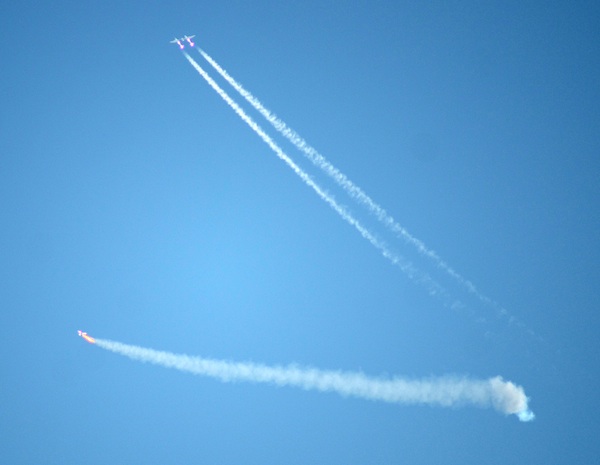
94;338;534;421
196;48;519;325
177;52;535;420
183;52;449;300
81;45;536;423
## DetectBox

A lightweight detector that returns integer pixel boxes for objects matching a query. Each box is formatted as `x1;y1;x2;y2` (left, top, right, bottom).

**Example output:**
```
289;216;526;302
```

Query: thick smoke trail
95;338;534;421
183;52;450;300
197;48;520;324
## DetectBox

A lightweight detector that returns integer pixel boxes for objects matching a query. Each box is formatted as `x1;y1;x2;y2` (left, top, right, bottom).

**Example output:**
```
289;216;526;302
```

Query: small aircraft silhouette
170;37;184;50
170;35;195;49
183;35;196;47
77;330;96;344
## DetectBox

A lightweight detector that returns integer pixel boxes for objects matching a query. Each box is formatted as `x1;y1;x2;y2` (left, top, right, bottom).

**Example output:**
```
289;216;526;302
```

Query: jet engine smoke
182;52;449;300
196;47;529;328
95;338;534;421
196;48;465;284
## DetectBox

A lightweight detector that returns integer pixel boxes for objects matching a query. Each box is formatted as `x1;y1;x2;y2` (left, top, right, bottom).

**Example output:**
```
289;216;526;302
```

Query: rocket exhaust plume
197;48;529;328
77;330;96;344
94;337;534;421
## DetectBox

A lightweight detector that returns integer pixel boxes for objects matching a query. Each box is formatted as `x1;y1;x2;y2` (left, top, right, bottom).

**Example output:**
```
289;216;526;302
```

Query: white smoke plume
197;48;525;326
182;52;449;300
95;338;534;421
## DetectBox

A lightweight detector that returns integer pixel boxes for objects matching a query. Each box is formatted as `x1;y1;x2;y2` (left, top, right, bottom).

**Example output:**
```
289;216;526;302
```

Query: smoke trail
95;338;534;421
182;52;451;300
197;48;520;325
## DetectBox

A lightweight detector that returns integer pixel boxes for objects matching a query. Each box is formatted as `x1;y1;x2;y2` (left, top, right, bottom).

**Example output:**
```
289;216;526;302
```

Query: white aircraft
183;35;196;47
170;37;184;50
77;330;96;344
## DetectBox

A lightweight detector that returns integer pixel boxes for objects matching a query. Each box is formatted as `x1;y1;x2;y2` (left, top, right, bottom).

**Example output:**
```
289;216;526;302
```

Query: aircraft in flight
183;35;196;47
77;330;96;344
170;35;195;49
170;37;184;50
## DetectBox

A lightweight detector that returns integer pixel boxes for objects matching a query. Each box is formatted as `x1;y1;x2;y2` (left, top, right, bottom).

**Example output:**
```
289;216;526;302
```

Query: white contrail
95;338;534;421
197;48;514;321
183;52;450;300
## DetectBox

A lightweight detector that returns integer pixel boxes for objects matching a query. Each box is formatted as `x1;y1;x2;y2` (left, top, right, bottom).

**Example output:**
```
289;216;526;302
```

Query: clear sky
1;1;599;463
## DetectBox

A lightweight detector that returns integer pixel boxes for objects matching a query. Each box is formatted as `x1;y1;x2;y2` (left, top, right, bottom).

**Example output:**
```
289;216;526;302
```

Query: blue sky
1;1;599;463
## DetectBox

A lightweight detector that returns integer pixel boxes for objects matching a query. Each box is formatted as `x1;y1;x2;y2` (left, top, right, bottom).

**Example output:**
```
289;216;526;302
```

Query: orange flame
79;331;96;344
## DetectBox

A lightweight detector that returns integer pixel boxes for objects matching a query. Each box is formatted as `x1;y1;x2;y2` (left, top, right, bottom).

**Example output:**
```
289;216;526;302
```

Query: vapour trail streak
95;338;534;421
183;52;448;299
197;48;515;321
